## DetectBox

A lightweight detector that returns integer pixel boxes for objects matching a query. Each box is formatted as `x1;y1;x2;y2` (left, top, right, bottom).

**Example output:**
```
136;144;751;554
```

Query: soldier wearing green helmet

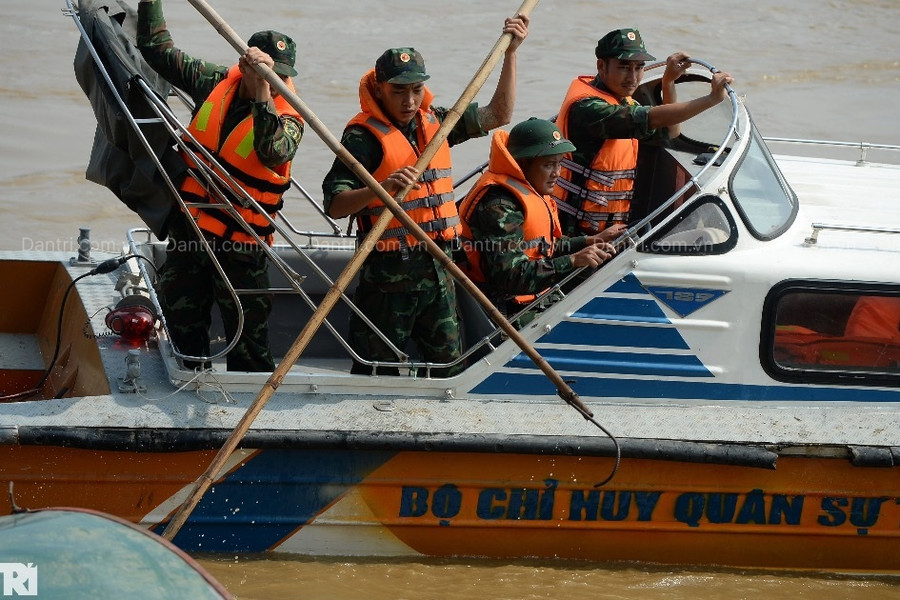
458;118;616;325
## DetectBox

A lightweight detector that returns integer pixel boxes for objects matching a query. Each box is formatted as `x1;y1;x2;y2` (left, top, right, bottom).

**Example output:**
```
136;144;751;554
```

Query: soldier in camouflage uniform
554;28;733;237
137;0;304;371
322;15;529;377
458;118;615;327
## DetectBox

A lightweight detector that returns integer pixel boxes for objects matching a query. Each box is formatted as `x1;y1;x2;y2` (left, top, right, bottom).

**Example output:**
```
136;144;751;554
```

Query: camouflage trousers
156;215;275;372
348;270;463;378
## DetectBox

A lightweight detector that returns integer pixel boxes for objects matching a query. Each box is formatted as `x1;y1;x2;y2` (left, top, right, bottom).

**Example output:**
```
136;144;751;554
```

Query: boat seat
183;244;357;365
203;245;501;368
456;282;498;359
262;246;359;362
631;143;693;223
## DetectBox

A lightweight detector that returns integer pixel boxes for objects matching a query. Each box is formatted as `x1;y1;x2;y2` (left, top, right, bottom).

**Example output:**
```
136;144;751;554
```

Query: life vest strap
183;208;275;245
419;167;453;183
379;215;460;243
554;198;629;228
359;192;455;216
561;158;635;187
556;177;633;205
183;167;285;213
182;142;291;198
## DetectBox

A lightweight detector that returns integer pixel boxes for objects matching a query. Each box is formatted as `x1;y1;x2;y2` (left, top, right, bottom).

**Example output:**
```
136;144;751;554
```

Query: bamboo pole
162;0;597;542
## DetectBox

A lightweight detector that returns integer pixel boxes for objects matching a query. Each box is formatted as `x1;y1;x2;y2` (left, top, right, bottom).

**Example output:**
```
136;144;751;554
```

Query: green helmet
507;118;576;159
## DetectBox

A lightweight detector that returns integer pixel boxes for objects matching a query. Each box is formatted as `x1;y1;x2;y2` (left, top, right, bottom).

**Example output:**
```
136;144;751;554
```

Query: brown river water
3;0;900;597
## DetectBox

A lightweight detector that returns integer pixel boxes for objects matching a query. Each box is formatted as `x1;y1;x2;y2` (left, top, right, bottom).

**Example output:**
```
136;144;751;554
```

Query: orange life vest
553;75;638;234
458;129;562;304
350;69;458;253
845;296;900;340
180;66;302;245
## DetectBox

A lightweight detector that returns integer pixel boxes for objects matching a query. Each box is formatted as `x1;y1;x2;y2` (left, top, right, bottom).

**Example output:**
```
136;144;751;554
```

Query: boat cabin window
763;283;900;385
730;127;797;240
639;195;736;255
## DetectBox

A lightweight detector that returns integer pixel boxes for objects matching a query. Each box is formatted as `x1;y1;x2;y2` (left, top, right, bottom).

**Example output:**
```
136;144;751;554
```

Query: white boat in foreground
1;0;900;574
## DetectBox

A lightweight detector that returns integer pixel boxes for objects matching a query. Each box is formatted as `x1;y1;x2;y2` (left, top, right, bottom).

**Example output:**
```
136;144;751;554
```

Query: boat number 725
653;290;717;303
645;286;729;317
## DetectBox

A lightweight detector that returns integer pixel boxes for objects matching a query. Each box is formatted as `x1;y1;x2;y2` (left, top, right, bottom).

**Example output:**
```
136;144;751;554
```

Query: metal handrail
65;0;245;364
764;137;900;167
167;85;345;236
804;222;900;246
457;58;745;352
66;0;403;370
68;0;747;378
132;79;405;367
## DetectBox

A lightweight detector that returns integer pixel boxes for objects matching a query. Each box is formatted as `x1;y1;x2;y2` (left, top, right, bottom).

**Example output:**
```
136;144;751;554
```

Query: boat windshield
728;125;798;239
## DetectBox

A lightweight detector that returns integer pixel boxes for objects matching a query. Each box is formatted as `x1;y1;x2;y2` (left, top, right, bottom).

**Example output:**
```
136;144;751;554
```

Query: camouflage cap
375;48;430;84
247;30;298;77
507;118;576;160
595;28;656;62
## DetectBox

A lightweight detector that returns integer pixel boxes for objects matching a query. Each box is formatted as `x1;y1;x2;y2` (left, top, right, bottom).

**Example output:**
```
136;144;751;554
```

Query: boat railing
129;79;409;369
763;137;900;167
803;222;900;246
494;59;744;328
67;0;411;372
68;0;746;379
67;0;266;364
65;1;232;363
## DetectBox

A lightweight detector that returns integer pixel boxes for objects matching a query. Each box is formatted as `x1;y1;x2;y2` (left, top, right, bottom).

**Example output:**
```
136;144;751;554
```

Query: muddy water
4;0;900;597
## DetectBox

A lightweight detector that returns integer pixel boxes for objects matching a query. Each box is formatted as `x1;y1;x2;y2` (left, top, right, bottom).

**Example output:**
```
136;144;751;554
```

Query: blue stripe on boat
471;373;900;403
161;449;395;552
539;322;690;350
605;273;649;295
570;297;671;323
507;349;710;377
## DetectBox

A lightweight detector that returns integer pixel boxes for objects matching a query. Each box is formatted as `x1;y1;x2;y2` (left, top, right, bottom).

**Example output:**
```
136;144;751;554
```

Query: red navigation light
105;302;157;342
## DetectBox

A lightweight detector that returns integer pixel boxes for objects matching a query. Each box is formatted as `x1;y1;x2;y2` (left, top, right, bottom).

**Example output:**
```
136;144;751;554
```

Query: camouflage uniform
559;75;669;236
322;103;486;377
137;1;303;162
466;186;590;325
155;214;274;371
137;0;303;371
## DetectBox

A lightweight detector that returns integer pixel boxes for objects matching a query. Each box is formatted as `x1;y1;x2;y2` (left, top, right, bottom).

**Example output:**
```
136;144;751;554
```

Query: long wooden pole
162;0;594;542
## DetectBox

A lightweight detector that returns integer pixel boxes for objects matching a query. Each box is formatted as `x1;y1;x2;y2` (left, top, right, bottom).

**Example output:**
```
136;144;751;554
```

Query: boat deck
2;248;899;460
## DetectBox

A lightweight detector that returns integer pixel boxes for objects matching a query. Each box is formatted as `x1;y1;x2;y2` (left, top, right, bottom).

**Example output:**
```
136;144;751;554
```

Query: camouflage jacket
564;75;669;173
321;102;484;213
322;102;486;293
136;0;302;168
466;186;590;298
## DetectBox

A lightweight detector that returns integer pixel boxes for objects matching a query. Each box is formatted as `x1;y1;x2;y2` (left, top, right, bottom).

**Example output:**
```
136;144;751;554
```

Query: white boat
1;0;899;573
